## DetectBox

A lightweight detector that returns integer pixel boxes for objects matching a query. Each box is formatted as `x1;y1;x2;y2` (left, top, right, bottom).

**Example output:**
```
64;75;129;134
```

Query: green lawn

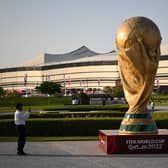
0;105;64;113
0;94;167;113
0;104;129;113
152;94;168;105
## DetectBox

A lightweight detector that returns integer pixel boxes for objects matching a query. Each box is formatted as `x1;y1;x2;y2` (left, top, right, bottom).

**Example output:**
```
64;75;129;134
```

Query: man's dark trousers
16;125;26;153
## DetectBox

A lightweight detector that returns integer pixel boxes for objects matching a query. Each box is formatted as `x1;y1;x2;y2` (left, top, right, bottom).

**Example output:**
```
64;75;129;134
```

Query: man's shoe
17;152;28;155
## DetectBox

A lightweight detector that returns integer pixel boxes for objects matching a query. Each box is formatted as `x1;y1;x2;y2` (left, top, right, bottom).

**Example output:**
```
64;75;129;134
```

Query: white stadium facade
0;45;168;94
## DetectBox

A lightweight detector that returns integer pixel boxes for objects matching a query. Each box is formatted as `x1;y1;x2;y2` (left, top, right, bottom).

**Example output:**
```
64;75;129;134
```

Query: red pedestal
99;129;168;154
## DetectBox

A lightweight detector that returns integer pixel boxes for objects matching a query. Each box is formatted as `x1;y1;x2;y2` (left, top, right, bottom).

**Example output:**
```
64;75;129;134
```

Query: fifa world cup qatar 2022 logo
116;17;162;135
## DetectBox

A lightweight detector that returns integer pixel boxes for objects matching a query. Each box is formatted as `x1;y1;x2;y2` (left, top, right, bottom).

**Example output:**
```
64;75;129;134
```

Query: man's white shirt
14;110;30;125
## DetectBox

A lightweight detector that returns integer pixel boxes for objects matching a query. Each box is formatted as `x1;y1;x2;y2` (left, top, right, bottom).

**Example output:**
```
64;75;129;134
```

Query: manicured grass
0;93;167;104
0;94;167;113
0;105;64;113
0;104;129;113
0;105;66;112
153;112;168;119
152;94;168;99
0;96;72;112
0;96;72;107
43;104;128;111
152;94;168;105
0;136;98;142
154;102;168;106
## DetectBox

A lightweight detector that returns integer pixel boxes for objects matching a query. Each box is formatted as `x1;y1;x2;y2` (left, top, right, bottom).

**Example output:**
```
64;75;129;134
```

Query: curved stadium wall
0;60;119;91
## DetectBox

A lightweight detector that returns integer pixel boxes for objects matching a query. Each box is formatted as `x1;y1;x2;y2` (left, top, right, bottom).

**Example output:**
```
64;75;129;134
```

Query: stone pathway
0;141;168;168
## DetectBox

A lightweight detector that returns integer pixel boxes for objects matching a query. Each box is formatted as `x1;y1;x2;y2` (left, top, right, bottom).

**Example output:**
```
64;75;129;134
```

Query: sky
0;0;168;68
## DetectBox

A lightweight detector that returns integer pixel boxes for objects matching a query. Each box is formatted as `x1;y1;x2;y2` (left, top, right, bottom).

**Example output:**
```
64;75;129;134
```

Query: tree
36;81;61;95
112;85;124;98
77;92;89;104
104;86;113;95
104;85;124;97
0;87;4;97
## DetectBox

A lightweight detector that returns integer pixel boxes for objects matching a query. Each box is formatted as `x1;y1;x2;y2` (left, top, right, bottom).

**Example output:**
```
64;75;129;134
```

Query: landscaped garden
0;91;167;141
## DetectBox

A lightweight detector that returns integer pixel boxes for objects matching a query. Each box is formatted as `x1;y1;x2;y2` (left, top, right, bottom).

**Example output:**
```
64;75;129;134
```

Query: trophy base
99;129;168;154
119;111;158;134
119;130;158;135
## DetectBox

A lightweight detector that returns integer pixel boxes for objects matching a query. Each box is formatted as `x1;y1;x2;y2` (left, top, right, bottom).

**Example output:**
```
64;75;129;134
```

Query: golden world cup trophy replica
116;16;162;135
99;17;168;154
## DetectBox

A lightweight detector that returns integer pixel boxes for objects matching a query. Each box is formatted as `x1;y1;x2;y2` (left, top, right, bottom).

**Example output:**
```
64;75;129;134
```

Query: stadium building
0;45;168;94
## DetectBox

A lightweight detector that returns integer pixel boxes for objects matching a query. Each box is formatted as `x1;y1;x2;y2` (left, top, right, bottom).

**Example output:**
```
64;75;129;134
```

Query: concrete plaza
0;141;168;168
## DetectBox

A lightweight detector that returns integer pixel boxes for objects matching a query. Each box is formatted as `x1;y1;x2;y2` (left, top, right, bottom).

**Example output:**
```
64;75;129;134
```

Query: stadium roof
19;46;117;67
18;44;168;67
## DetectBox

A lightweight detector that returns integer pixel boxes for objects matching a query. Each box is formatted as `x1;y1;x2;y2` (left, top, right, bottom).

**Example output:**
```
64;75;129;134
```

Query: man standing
14;103;31;155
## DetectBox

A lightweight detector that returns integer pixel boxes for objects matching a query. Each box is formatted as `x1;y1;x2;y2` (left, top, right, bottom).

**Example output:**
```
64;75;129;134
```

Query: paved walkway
0;141;168;168
154;105;168;112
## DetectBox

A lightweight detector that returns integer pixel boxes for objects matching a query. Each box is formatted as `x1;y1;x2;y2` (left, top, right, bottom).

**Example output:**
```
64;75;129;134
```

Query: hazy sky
0;0;168;68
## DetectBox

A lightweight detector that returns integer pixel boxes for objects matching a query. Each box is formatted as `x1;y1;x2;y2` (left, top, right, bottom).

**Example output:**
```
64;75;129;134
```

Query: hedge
0;111;167;120
0;118;168;137
0;118;121;136
0;111;125;119
43;104;128;111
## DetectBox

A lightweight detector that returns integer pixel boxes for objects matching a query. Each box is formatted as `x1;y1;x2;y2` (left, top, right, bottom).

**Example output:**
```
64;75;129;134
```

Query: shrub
0;117;168;137
0;118;121;136
0;111;125;119
77;92;89;104
36;81;62;95
0;87;4;97
44;104;128;111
